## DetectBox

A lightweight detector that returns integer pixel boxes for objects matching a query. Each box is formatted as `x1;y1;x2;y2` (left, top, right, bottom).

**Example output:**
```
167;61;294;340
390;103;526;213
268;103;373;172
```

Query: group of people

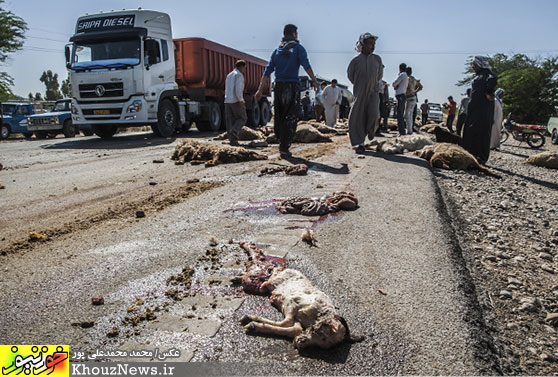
392;63;423;137
225;25;504;163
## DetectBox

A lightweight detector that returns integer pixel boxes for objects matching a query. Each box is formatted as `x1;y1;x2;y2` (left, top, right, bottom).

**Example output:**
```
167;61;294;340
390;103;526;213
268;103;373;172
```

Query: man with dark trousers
392;63;409;135
255;24;318;159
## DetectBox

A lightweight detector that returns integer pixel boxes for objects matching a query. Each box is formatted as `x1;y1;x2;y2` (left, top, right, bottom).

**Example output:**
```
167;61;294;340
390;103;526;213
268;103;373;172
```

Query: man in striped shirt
224;60;247;146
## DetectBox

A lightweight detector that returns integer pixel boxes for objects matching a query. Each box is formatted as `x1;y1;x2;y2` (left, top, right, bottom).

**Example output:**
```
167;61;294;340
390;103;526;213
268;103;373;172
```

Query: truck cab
1;102;35;139
67;10;178;138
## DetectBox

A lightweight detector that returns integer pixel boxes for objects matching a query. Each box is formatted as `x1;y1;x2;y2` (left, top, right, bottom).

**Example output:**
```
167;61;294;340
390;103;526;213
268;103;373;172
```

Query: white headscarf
355;32;378;53
472;56;491;70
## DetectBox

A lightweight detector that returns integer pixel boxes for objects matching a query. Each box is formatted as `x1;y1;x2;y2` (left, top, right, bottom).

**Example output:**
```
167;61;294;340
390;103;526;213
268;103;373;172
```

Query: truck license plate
94;109;110;115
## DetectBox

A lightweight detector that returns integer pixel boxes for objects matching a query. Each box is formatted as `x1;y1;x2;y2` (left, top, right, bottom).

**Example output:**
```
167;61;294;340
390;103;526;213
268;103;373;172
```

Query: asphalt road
0;130;500;375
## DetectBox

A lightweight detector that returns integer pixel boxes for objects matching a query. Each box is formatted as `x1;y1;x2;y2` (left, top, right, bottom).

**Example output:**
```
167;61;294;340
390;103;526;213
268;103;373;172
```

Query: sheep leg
239;313;295;328
244;321;303;339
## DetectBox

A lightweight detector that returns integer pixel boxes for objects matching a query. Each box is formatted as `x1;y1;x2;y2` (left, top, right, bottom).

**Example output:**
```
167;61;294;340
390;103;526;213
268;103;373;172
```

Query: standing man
392;63;409;136
255;24;318;159
347;32;383;153
224;60;247;146
445;96;457;132
462;56;497;164
314;82;327;122
404;66;421;135
420;99;429;126
322;79;342;127
301;91;311;120
378;79;389;133
456;89;471;136
490;88;504;150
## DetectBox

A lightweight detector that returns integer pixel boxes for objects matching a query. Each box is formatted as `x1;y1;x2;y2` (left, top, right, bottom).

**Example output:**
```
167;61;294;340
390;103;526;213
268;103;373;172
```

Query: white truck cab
66;9;180;138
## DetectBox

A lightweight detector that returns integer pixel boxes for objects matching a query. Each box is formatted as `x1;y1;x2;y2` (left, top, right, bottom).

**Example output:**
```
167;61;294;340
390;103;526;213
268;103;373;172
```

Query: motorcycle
500;114;546;149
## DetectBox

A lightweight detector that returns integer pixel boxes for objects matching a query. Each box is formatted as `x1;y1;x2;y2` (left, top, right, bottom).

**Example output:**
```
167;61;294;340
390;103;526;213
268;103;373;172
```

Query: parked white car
427;103;444;123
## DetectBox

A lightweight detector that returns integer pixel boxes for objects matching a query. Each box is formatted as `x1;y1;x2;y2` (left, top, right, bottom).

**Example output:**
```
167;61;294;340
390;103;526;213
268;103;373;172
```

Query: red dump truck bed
174;38;271;100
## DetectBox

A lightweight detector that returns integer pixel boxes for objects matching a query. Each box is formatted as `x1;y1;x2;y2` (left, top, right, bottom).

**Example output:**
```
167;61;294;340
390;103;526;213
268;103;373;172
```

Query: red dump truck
67;9;271;138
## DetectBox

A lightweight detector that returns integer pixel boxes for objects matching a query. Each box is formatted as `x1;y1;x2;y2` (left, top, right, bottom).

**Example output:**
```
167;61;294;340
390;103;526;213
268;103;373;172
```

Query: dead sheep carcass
415;143;501;178
266;123;332;144
214;126;266;141
526;151;558;169
375;134;434;154
237;242;354;350
298;121;346;135
171;140;267;166
277;191;358;216
259;164;309;177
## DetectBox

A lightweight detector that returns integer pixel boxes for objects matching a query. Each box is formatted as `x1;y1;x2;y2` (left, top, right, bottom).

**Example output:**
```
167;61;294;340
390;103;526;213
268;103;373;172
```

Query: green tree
28;92;33;100
40;70;62;100
458;54;558;124
0;0;27;101
61;77;71;98
34;92;42;101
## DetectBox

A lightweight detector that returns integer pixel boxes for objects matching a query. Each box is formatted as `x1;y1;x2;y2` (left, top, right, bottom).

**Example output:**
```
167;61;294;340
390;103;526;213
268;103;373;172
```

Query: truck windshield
53;101;70;112
2;104;17;115
72;38;140;69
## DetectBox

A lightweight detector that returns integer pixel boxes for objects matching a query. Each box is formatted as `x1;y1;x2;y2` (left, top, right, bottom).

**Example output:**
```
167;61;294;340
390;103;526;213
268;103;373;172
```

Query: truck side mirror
65;45;71;69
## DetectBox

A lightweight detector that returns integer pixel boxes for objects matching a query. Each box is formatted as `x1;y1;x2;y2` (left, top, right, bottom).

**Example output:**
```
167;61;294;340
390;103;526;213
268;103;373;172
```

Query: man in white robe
347;32;383;153
322;79;342;127
490;88;504;149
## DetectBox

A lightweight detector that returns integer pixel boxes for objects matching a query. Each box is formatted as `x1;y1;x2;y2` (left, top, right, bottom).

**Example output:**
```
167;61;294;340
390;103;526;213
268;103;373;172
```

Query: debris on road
277;191;358;216
28;232;48;242
301;229;317;247
526;151;558;169
378;289;387;295
416;143;501;178
152;159;164;164
259;164;309;177
209;236;219;246
91;296;104;306
171;140;267;166
107;326;120;337
135;210;146;218
71;321;95;328
167;266;195;289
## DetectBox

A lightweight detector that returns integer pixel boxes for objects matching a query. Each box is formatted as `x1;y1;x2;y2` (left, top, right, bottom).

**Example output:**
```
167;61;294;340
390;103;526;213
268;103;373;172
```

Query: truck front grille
79;83;124;98
30;118;55;125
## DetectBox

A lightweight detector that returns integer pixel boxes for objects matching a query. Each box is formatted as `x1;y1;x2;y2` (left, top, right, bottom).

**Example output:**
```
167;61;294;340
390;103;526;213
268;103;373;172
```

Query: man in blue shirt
255;24;318;158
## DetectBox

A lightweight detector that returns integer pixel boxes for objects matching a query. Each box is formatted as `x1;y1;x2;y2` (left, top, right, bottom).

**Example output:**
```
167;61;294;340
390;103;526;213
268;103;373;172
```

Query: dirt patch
0;181;224;256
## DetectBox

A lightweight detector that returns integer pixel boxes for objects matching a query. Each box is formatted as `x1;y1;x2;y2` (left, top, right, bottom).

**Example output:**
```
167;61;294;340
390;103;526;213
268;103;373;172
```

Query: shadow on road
40;132;177;150
361;150;432;170
490;165;558;190
284;155;350;175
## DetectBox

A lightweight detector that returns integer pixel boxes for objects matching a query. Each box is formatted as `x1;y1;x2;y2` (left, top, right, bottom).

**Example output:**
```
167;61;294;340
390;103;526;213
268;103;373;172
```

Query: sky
2;0;558;105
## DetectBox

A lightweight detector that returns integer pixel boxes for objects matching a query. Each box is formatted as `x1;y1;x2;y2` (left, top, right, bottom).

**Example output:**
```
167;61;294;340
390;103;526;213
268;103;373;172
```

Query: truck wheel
92;125;117;139
247;102;261;128
196;101;221;132
154;99;178;137
35;131;48;139
81;129;94;136
259;101;271;126
63;119;76;138
0;125;9;140
23;132;34;140
552;129;558;145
